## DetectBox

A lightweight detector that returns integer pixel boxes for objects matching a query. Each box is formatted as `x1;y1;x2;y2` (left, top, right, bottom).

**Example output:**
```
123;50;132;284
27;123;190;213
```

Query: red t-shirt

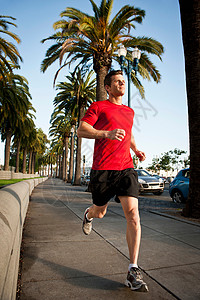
81;100;134;170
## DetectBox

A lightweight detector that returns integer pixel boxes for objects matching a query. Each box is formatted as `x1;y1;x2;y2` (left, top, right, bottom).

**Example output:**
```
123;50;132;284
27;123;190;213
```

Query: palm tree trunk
31;152;35;174
4;129;12;171
48;163;50;177
22;148;27;174
179;0;200;218
74;106;84;185
28;151;32;174
56;154;59;177
51;163;53;177
68;125;75;183
62;149;65;180
15;139;21;173
64;135;69;181
96;66;109;101
59;154;62;178
73;135;82;185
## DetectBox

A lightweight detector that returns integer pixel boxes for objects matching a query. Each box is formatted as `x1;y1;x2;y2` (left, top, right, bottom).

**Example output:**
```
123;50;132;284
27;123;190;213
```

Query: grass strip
0;177;45;187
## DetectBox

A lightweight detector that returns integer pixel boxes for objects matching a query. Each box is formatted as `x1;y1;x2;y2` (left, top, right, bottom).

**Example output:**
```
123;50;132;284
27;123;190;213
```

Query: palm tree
179;0;200;218
32;128;49;174
50;140;64;178
13;106;36;173
23;126;37;174
41;0;164;100
53;69;96;185
49;109;72;180
0;74;32;170
0;15;22;84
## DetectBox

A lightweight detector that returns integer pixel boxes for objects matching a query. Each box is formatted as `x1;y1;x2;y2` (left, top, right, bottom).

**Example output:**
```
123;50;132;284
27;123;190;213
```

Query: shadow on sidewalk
23;252;125;291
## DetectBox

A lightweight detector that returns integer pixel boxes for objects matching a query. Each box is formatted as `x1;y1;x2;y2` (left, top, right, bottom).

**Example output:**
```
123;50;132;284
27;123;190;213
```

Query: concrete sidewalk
20;178;200;300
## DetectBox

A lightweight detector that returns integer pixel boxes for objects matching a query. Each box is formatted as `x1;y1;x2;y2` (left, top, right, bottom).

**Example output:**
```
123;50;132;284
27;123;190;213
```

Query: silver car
135;169;164;195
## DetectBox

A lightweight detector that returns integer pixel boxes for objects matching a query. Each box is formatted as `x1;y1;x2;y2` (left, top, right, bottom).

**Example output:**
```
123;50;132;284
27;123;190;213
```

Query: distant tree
148;149;187;174
183;155;190;168
33;129;49;174
147;157;161;173
49;110;72;180
168;148;187;172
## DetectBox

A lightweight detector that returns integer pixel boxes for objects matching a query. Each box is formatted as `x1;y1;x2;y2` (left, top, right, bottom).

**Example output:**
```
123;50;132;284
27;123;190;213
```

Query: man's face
106;74;126;97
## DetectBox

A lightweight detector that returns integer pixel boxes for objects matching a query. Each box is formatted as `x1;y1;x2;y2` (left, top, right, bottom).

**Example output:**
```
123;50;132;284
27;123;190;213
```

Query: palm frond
124;36;164;60
139;53;161;83
131;72;145;99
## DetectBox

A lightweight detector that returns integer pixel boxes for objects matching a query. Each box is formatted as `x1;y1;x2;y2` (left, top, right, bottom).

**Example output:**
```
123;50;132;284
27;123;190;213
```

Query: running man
77;70;148;292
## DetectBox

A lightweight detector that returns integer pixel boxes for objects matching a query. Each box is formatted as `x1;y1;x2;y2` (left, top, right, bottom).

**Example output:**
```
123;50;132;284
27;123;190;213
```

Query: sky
0;0;189;170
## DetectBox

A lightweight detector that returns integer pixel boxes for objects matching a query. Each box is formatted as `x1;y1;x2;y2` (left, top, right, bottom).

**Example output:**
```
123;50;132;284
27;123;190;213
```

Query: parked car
169;168;189;203
135;169;164;195
152;175;167;183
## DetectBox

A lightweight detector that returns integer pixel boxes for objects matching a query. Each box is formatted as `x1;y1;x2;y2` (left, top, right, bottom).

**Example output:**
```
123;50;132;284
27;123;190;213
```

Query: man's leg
119;196;148;291
87;203;108;219
82;203;108;235
118;196;141;264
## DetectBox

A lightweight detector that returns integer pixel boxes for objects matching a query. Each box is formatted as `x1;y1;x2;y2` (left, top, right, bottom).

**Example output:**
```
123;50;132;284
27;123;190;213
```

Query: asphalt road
138;183;185;212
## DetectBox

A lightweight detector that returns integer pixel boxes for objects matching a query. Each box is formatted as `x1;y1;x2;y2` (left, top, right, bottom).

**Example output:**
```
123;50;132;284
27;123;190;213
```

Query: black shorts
90;168;139;206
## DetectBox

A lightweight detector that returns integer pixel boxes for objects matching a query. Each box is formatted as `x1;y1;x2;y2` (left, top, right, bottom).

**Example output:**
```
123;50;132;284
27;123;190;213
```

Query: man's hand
107;129;126;141
135;150;146;162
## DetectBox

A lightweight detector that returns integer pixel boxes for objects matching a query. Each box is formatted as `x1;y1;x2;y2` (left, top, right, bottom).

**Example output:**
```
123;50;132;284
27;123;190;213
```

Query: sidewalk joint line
58;198;181;300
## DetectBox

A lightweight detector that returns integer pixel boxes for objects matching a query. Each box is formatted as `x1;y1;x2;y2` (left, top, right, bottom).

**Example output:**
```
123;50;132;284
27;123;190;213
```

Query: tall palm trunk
96;66;109;101
59;154;62;178
28;151;32;174
15;139;21;173
22;148;27;174
48;163;50;177
31;152;35;174
62;149;65;180
63;135;69;181
4;129;12;171
74;106;84;185
68;125;75;183
51;163;53;177
179;0;200;218
56;154;59;177
93;52;111;101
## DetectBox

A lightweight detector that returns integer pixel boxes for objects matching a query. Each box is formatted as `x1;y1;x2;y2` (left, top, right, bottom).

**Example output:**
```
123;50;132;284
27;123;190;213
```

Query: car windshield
136;170;151;177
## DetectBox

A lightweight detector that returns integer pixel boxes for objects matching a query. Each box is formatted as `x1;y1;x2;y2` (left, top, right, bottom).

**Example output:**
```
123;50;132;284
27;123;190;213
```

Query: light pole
118;45;141;107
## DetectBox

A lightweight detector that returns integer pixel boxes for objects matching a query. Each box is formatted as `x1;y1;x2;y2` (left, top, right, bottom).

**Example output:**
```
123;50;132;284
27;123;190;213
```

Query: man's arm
77;121;126;141
131;133;146;161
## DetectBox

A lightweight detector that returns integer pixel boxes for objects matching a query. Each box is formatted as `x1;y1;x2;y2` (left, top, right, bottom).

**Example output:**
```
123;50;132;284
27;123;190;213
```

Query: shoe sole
125;279;149;292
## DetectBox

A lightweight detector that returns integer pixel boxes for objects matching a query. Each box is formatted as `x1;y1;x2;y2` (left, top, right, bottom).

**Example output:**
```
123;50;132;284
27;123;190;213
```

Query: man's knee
126;208;140;228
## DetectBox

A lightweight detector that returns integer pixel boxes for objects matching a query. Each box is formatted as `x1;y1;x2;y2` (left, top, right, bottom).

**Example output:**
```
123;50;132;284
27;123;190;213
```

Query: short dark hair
104;70;123;87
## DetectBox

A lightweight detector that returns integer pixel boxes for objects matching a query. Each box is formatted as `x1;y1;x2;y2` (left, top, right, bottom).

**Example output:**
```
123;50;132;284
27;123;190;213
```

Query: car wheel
153;191;163;195
171;190;184;203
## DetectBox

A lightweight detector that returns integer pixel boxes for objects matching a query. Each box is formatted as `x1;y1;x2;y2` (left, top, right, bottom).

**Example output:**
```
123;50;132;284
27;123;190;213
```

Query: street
138;183;184;213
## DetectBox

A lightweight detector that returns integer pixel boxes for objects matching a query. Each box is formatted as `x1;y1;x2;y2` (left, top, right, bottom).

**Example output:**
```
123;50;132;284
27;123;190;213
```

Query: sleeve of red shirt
81;102;99;126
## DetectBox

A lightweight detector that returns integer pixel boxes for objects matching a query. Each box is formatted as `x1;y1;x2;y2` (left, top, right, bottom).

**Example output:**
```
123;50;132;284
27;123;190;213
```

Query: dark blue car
169;168;189;203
